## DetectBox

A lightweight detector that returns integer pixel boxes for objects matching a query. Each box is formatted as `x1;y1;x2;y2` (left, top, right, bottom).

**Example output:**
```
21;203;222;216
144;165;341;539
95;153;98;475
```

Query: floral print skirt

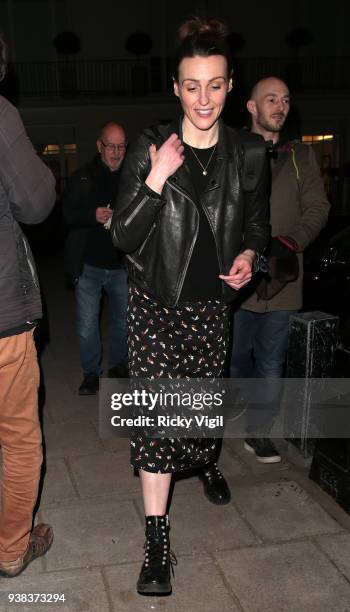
128;283;230;473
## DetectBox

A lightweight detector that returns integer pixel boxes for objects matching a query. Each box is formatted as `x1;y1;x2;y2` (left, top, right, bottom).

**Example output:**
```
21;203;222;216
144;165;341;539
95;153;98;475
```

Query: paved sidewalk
1;256;350;612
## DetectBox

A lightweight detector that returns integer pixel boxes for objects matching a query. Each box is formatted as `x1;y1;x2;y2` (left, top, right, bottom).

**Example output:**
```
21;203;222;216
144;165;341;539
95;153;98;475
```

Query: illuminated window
64;144;77;154
41;143;77;155
302;134;334;144
36;143;77;195
42;144;60;155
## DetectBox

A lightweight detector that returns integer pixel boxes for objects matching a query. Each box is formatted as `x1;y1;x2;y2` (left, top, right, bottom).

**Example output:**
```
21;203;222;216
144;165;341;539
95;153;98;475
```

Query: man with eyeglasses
63;122;128;394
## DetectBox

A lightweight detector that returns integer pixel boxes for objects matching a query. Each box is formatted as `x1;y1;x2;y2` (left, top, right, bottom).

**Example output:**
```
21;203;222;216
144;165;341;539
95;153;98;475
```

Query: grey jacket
0;95;56;335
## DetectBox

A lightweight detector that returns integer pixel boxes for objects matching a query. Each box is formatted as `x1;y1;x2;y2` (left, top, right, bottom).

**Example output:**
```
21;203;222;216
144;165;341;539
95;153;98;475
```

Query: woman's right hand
145;133;184;194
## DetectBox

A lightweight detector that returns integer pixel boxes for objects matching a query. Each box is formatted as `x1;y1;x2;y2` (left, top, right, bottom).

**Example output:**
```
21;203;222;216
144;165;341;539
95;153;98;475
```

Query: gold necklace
188;144;217;176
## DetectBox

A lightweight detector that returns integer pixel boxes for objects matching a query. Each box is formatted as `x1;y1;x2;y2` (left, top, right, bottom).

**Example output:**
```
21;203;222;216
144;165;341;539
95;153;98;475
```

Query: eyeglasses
100;141;127;152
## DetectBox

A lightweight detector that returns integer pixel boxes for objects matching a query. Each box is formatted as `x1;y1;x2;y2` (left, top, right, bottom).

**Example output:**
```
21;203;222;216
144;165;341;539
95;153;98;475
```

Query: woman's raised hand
145;133;184;194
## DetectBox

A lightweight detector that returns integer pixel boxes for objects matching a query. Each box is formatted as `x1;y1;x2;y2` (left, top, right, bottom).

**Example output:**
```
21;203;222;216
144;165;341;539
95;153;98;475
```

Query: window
42;144;60;155
64;143;77;154
37;142;77;194
301;134;339;203
302;135;334;144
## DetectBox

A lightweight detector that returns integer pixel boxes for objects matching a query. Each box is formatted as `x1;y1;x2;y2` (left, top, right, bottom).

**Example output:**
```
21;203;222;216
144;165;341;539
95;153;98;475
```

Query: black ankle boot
199;463;231;505
137;515;177;596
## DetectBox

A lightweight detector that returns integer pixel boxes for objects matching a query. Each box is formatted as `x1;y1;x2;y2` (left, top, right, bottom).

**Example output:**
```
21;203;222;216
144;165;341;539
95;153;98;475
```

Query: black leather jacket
111;118;269;307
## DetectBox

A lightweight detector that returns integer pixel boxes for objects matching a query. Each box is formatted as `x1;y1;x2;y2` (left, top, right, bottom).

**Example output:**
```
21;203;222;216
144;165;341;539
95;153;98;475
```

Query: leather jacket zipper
125;254;143;271
167;180;199;303
124;195;148;227
138;222;156;255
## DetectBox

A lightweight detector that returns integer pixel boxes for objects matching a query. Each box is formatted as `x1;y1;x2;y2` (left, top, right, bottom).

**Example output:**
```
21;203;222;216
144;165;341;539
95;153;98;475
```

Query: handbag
255;236;299;300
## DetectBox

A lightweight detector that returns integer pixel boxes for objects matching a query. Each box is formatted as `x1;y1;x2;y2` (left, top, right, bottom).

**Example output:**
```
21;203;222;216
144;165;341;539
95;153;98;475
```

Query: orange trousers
0;330;42;562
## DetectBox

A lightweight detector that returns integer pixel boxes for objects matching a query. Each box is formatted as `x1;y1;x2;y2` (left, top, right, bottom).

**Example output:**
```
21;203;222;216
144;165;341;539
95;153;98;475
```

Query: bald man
230;77;330;462
63;122;129;394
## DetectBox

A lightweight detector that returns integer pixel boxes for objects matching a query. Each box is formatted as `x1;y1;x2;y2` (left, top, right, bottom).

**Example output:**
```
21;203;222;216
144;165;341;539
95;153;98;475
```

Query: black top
84;159;123;269
179;144;221;301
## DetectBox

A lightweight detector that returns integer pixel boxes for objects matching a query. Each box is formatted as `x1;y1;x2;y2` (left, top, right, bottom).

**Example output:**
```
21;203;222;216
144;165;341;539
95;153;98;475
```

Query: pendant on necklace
202;170;207;176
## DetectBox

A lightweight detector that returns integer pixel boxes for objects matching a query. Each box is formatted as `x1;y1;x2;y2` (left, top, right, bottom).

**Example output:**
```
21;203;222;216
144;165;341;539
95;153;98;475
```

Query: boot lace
143;533;177;575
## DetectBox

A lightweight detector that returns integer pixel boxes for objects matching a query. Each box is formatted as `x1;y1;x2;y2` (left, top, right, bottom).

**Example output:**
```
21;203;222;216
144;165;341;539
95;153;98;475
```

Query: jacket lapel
203;121;232;193
162;117;231;201
168;116;197;203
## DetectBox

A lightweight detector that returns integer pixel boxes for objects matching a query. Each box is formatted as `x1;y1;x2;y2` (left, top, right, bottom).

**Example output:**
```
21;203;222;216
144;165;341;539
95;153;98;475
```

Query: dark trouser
75;264;128;375
230;308;297;435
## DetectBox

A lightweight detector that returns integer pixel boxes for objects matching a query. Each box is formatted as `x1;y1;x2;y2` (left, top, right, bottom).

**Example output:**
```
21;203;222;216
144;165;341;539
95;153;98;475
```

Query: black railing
4;58;153;99
1;56;349;102
236;56;350;93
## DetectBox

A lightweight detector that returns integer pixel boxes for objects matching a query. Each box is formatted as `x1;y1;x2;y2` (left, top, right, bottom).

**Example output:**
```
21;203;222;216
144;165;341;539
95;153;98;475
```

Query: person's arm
62;171;99;228
241;153;270;257
111;132;184;253
286;146;330;251
220;153;270;290
0;98;56;224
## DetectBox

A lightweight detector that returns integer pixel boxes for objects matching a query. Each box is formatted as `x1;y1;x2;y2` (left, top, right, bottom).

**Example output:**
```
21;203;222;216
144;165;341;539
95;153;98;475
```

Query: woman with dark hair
111;16;269;596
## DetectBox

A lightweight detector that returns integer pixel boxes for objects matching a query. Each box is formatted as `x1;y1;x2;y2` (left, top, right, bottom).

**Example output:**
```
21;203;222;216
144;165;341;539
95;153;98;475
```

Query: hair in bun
173;16;232;82
177;16;229;43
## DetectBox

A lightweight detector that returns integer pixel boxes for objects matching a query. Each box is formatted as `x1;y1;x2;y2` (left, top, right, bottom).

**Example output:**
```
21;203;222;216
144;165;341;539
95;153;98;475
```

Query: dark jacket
0;96;56;336
111;118;269;307
63;155;121;283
